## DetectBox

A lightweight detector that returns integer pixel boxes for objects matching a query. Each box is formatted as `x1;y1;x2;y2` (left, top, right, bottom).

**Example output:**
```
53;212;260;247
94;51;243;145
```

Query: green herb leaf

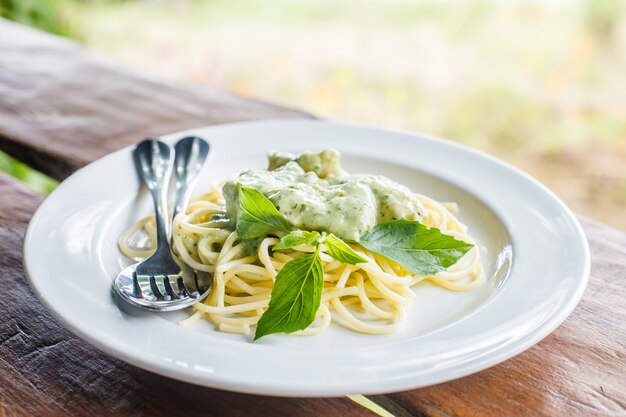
254;250;324;340
236;185;293;239
359;220;473;276
274;230;322;250
324;233;366;265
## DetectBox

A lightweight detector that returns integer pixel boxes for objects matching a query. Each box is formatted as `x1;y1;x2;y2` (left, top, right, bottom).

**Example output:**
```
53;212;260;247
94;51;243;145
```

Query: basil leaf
359;219;473;276
274;230;321;250
254;250;324;340
324;233;366;265
236;185;293;239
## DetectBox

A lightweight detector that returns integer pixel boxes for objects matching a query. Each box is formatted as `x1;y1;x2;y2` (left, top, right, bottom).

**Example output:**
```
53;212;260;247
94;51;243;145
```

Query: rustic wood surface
0;18;625;417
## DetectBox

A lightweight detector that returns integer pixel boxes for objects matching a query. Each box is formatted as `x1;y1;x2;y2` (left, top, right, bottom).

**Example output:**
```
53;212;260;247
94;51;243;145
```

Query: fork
132;138;183;301
170;136;211;296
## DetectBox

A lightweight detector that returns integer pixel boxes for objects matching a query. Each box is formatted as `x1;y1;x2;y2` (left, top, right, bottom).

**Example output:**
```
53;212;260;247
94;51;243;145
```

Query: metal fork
170;136;212;297
133;138;182;301
114;137;211;311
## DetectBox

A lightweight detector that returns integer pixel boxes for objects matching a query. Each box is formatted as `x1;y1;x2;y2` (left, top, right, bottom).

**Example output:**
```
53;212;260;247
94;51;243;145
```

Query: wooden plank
0;172;375;417
0;18;312;181
376;217;626;417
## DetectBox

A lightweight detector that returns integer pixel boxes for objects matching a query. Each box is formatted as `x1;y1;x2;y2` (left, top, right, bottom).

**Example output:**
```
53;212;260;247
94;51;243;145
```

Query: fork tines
136;273;185;301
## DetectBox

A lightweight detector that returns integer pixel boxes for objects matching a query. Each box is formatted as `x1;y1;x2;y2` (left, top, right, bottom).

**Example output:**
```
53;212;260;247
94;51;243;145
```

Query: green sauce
223;149;425;241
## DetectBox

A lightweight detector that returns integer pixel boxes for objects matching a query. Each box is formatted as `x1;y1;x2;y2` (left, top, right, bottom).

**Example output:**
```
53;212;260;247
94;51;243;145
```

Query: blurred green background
2;0;625;230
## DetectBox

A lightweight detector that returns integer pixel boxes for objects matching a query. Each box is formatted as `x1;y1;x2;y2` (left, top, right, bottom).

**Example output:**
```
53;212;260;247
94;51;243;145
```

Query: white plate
24;120;589;396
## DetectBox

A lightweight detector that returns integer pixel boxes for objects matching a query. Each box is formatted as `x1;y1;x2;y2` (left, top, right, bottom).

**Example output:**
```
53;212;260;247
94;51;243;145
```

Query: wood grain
0;172;375;417
1;18;625;417
0;18;312;181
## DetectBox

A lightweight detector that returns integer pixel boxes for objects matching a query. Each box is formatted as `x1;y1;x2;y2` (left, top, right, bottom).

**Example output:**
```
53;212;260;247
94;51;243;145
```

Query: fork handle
134;139;173;251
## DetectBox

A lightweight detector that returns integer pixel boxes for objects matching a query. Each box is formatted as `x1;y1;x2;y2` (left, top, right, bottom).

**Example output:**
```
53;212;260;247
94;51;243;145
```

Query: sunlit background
2;0;625;230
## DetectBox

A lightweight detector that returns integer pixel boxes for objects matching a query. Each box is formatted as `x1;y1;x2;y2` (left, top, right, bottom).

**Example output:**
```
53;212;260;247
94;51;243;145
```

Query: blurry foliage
0;151;58;195
0;0;78;38
443;85;548;150
583;0;625;42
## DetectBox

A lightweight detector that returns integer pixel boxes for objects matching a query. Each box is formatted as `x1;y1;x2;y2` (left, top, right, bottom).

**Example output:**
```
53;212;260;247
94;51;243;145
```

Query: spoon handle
172;136;210;225
133;139;173;250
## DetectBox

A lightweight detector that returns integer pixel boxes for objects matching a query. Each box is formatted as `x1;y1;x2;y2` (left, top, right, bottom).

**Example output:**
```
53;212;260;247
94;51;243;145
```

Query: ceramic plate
24;120;589;396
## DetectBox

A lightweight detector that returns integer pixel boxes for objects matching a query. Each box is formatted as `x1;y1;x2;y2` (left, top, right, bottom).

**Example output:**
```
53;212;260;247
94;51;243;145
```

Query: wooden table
1;19;624;417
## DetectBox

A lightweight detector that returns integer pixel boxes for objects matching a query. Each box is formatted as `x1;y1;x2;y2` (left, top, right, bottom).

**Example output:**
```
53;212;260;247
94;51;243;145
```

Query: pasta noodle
119;182;483;337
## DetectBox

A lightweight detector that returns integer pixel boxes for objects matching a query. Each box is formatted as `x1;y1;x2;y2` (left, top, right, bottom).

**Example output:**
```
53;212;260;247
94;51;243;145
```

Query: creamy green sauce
223;149;425;241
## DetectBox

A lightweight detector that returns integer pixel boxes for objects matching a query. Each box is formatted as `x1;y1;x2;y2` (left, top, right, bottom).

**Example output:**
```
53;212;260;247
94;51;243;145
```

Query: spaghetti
119;182;483;337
